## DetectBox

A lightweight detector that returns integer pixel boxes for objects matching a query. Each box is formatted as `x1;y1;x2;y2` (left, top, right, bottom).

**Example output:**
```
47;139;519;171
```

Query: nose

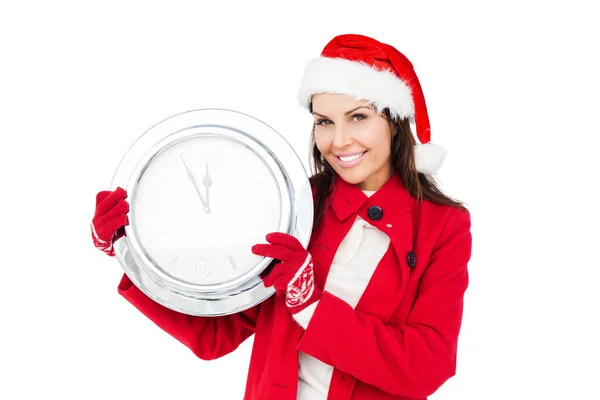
332;126;352;148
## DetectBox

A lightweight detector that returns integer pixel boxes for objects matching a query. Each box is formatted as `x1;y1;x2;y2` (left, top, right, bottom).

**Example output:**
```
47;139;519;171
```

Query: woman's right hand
91;187;129;256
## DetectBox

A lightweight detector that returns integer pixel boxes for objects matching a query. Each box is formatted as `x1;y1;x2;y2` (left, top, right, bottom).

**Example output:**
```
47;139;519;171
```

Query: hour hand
202;163;212;208
180;154;209;213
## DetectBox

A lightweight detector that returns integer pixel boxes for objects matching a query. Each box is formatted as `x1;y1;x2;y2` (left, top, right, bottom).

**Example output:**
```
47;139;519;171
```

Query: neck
357;174;392;191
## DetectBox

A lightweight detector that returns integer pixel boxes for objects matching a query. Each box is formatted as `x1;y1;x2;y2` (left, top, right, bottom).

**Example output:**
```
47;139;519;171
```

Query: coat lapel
325;174;416;324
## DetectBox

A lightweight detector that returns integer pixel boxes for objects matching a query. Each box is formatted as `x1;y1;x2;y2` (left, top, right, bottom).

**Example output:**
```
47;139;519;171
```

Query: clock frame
110;108;314;316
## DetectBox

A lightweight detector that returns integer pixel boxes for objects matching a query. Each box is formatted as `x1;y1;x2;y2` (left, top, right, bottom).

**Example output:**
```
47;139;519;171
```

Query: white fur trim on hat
414;143;447;174
297;57;415;121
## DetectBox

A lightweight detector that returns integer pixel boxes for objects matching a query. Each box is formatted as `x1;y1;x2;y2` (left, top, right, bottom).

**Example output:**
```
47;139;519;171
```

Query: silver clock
110;108;313;316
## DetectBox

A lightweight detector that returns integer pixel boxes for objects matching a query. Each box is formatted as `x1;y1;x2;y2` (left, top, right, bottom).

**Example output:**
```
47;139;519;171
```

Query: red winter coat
117;173;472;399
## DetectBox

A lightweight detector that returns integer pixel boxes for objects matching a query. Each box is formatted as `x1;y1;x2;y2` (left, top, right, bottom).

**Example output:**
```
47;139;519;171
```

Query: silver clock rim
125;127;292;296
110;108;314;316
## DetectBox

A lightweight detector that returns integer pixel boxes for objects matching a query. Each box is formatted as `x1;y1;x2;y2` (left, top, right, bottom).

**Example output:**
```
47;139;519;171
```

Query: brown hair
308;106;467;231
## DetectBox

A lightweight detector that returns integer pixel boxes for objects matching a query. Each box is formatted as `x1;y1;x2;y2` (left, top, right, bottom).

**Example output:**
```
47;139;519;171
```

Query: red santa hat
297;34;446;174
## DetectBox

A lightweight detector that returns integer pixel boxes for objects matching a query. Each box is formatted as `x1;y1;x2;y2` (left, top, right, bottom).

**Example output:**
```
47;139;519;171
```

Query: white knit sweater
294;190;391;399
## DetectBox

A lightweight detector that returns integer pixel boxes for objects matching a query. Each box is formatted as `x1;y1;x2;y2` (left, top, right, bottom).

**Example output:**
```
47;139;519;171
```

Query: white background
1;0;599;399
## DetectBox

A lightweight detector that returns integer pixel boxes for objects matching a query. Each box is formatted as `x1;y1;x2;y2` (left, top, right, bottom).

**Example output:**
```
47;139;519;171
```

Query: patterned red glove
91;187;129;256
251;232;321;315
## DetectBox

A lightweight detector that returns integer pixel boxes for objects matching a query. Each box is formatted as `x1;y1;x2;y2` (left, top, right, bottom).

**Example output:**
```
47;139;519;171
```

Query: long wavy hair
308;105;467;231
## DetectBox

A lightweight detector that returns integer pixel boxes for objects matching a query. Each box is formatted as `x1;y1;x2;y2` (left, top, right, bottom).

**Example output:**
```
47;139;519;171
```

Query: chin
333;168;369;186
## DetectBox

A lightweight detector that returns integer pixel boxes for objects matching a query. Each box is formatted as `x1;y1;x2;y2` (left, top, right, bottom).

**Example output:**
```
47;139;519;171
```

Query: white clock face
130;135;283;286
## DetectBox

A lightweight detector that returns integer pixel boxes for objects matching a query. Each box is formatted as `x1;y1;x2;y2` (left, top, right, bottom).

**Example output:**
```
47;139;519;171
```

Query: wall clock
110;108;313;316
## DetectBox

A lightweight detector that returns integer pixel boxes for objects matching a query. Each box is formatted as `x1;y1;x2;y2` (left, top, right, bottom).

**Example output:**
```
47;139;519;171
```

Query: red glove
251;232;321;315
91;187;129;256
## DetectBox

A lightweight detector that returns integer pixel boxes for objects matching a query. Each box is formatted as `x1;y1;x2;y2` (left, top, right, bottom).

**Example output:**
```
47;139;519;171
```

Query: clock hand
180;154;209;213
202;162;212;209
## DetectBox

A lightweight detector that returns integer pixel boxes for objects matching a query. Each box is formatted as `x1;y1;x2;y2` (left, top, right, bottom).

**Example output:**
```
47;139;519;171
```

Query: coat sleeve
117;273;260;360
296;207;472;398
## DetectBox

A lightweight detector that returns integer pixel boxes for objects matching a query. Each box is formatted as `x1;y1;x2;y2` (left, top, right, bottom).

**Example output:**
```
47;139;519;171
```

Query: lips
335;151;367;168
338;152;364;162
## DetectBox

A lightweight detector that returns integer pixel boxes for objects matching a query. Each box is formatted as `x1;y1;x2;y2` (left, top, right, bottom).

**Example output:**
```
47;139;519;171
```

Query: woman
91;34;472;400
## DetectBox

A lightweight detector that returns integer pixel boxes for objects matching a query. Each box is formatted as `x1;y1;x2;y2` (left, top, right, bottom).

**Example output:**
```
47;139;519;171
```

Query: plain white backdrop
1;0;599;399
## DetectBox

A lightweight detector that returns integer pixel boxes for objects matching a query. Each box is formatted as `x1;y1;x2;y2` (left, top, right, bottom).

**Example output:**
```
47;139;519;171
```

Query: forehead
311;93;373;114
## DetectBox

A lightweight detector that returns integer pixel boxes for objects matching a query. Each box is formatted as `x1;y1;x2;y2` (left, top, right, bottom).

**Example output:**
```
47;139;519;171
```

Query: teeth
339;152;364;162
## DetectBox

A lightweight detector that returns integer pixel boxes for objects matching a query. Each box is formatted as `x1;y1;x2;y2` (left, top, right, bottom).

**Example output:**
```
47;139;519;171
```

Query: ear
390;121;398;137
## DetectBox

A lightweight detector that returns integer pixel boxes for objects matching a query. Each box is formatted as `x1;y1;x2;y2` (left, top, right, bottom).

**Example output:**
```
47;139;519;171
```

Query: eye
315;118;332;126
352;113;367;121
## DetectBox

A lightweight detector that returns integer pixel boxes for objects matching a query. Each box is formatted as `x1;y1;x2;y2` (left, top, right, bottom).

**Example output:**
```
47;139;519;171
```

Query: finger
96;187;128;216
263;261;301;290
96;188;127;216
271;275;291;292
99;214;129;239
262;265;286;288
251;244;294;262
259;260;279;279
265;232;304;252
261;272;278;288
95;199;129;226
95;191;111;206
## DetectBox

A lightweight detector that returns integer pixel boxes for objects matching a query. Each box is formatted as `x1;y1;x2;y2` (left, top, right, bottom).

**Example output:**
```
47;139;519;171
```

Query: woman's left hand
251;232;321;315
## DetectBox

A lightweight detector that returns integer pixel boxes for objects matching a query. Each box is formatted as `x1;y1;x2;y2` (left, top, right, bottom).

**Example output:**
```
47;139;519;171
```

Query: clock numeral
148;231;165;240
236;156;245;171
260;206;276;225
251;180;267;191
149;171;169;185
196;256;210;277
246;235;259;245
142;206;157;216
169;248;183;266
227;252;238;271
200;147;208;165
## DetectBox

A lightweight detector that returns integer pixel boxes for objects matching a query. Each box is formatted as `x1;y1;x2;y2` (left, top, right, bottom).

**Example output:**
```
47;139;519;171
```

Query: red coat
117;173;472;399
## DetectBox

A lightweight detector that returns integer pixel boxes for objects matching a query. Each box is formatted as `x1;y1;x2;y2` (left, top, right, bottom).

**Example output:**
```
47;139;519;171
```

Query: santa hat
297;34;446;174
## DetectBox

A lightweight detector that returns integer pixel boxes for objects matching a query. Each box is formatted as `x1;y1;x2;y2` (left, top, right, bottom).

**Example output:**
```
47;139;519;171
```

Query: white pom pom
414;142;447;174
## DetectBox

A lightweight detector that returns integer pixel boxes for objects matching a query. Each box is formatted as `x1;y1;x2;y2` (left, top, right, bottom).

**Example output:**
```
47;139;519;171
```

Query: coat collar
330;173;413;223
317;173;418;324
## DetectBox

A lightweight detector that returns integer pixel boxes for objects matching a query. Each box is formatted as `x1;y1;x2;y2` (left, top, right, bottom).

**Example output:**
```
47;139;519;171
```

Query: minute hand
180;155;209;212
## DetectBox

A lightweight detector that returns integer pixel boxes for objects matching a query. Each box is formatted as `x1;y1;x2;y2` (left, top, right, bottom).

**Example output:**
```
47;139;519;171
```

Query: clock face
130;134;283;286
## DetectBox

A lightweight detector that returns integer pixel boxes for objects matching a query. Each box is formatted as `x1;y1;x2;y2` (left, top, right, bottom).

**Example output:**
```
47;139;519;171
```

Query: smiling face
311;93;394;191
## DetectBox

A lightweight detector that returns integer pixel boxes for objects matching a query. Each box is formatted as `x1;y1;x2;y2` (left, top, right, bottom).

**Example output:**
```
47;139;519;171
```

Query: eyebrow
312;105;373;118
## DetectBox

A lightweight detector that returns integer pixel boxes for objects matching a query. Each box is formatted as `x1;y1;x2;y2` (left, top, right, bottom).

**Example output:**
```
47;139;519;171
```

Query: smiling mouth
337;151;366;162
